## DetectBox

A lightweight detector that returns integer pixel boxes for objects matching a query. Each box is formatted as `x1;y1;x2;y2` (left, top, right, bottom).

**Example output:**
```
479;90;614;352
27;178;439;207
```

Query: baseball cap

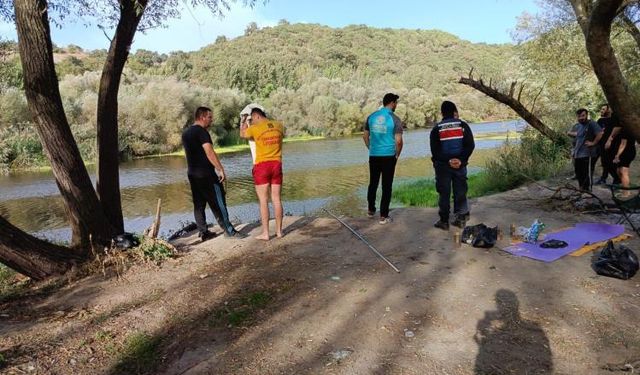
240;103;265;116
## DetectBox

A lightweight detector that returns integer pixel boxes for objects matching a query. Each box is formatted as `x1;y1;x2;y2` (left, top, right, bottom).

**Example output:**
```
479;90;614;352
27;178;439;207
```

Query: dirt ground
1;182;640;375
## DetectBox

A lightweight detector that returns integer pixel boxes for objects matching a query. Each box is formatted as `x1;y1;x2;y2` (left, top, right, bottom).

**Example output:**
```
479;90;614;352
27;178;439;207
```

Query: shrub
135;237;175;264
484;129;569;191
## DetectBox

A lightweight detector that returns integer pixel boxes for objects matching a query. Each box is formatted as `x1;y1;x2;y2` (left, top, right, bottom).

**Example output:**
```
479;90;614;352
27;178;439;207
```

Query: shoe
379;217;392;225
451;218;465;228
199;231;217;242
434;220;449;230
451;214;469;228
224;230;247;239
594;178;606;185
367;211;375;218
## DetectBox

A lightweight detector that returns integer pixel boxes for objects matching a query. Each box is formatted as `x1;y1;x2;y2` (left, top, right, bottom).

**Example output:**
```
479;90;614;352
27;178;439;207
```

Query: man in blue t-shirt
182;106;244;241
430;101;475;230
363;93;404;225
567;108;603;191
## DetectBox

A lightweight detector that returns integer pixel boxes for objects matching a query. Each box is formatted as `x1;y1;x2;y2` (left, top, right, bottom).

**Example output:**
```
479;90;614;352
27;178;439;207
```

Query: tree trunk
579;0;640;141
0;215;83;280
458;76;566;144
13;0;114;248
96;0;147;234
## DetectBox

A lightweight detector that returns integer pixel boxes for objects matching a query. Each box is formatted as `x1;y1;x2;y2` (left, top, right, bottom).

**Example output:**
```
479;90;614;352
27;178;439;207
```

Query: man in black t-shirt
182;106;244;241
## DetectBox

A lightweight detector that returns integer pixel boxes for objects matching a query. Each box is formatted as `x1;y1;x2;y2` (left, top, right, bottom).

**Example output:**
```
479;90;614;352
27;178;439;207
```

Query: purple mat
503;223;625;262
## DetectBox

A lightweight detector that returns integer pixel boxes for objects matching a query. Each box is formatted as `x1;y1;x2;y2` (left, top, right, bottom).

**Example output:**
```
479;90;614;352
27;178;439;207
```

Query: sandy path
1;183;639;374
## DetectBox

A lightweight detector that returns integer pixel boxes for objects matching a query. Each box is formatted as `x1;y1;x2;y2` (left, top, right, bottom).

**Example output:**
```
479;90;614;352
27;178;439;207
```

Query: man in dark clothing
567;108;603;191
594;104;620;185
363;93;404;225
430;101;475;230
182;106;244;241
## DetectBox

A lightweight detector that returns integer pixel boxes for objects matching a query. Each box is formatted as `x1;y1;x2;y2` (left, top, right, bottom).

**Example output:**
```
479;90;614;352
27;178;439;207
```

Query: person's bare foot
276;231;283;238
256;233;270;241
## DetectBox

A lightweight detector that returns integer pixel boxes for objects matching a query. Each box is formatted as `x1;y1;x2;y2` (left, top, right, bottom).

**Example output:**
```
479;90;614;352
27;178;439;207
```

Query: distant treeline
3;21;637;171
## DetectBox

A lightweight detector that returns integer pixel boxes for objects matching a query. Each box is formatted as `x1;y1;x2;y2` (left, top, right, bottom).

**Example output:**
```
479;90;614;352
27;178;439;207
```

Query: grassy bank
394;130;570;207
393;172;502;207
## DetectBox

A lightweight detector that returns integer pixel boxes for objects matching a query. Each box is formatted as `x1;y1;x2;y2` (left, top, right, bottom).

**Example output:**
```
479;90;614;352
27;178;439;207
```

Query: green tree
245;21;258;35
0;0;262;279
0;38;22;88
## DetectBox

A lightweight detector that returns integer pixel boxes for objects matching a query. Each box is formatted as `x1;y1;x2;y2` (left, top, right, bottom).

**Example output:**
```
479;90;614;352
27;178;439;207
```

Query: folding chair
608;184;640;236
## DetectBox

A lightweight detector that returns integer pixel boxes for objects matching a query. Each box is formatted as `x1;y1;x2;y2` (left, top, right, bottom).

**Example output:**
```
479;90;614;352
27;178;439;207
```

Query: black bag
540;239;568;249
461;224;498;248
591;241;639;280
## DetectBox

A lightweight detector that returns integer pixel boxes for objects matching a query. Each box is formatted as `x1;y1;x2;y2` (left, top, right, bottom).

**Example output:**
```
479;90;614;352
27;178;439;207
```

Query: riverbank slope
1;181;639;374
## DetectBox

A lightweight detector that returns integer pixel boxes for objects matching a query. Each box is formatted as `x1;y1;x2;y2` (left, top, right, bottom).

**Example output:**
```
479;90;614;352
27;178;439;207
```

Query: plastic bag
591;240;639;280
517;219;545;244
461;224;498;248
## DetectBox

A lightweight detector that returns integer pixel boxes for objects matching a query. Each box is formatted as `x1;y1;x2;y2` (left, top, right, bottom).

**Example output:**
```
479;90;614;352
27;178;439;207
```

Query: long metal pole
323;209;400;273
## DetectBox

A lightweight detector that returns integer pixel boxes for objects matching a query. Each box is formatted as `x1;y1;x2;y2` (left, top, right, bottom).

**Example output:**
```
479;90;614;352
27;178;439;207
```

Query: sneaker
379;217;392;225
434;220;449;230
367;211;375;218
594;178;606;185
199;231;217;242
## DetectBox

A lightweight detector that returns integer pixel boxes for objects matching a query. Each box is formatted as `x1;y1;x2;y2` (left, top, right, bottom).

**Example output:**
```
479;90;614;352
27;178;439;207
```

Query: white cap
240;103;265;116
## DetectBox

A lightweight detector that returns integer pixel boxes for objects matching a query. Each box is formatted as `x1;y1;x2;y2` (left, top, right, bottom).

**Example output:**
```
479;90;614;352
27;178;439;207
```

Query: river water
0;121;524;241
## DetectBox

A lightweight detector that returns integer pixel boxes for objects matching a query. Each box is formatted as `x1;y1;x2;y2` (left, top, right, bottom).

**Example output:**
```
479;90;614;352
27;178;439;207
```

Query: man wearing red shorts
240;107;284;240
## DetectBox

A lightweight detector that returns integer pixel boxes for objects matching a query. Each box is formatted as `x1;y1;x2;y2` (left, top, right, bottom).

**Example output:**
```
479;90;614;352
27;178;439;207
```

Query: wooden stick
150;198;162;238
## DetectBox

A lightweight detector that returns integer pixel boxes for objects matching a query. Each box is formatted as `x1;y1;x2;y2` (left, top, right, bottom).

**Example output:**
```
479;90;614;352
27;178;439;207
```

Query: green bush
217;128;246;147
135;237;175;264
484;129;569;191
0;123;48;170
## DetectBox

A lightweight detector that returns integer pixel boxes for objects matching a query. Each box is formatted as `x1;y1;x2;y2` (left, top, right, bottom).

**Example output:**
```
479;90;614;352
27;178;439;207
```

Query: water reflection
0;121;523;240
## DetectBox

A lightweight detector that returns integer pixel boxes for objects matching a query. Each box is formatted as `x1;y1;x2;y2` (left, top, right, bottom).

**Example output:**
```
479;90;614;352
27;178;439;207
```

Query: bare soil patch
1;182;639;374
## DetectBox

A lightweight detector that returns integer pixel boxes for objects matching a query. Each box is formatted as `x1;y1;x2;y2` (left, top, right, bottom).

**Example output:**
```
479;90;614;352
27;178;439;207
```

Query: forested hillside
3;20;626;171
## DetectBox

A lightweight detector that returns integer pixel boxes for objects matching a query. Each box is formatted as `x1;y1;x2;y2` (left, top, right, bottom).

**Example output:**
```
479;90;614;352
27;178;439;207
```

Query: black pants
574;157;598;191
434;162;469;221
367;156;397;218
188;174;235;235
600;147;621;183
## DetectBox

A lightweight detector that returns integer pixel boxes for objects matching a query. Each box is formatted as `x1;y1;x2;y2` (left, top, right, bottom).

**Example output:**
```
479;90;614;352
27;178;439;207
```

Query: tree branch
620;11;640;49
459;75;565;143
